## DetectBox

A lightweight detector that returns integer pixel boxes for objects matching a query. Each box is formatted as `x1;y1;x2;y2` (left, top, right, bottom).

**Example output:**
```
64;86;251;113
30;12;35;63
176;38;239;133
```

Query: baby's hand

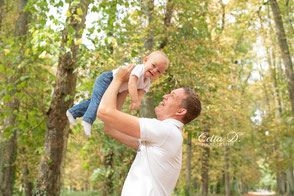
129;102;141;110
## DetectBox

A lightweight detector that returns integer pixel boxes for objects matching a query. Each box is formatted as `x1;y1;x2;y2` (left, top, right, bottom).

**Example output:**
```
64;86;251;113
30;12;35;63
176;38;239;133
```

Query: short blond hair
148;51;169;65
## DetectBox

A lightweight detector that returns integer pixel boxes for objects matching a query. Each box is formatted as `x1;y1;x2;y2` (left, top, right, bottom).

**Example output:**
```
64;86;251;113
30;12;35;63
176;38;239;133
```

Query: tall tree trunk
219;0;226;32
35;1;90;195
159;0;174;49
140;92;156;117
186;133;192;195
224;146;230;196
0;0;30;195
143;0;154;52
268;50;283;116
277;171;286;195
140;0;174;118
140;0;155;118
267;36;294;195
286;162;294;195
201;128;210;196
103;152;114;196
240;177;248;194
0;131;17;196
22;164;33;196
0;0;4;28
269;0;294;116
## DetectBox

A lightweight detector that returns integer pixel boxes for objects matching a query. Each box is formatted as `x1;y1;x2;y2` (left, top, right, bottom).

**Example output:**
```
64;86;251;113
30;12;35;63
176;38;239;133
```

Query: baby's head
143;51;169;79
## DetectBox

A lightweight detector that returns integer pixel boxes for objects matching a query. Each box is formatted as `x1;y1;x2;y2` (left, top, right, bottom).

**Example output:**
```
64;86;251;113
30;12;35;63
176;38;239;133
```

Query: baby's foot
82;120;91;137
66;111;76;126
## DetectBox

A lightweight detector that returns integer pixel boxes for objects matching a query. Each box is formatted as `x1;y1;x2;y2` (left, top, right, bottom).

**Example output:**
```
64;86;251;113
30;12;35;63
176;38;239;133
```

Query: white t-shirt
112;64;151;93
121;118;184;196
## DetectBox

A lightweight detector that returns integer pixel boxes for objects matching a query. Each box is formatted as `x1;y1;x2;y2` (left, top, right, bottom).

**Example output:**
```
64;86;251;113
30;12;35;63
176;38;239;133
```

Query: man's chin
155;106;160;113
155;105;163;113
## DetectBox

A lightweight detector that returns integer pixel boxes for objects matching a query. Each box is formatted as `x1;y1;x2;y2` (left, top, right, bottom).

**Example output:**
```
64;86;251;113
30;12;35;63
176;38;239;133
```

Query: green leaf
64;94;72;102
20;76;30;81
3;94;11;102
66;10;71;18
0;64;4;72
77;8;83;16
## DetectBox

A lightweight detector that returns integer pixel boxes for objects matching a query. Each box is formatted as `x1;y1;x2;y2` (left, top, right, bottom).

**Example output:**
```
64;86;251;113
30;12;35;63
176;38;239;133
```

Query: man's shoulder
139;118;183;129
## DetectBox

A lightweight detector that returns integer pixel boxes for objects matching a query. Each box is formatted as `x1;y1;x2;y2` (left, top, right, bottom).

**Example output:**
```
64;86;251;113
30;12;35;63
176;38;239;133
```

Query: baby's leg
83;71;113;125
68;99;91;118
82;71;113;137
67;99;90;126
117;91;128;111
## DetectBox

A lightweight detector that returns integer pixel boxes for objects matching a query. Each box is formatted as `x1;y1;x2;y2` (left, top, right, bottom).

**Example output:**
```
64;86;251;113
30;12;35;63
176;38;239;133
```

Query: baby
66;51;169;137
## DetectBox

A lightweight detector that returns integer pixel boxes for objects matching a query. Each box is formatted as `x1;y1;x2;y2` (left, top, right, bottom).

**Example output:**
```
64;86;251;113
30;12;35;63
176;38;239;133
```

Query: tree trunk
142;0;154;52
0;131;17;196
220;0;226;32
286;163;294;195
140;0;156;118
22;164;33;196
277;171;286;194
103;152;114;196
140;92;156;118
186;133;192;195
140;0;174;118
269;0;294;116
0;0;4;28
201;128;210;196
159;0;174;49
268;49;283;116
224;146;230;196
0;0;30;195
241;178;248;194
35;1;90;195
216;180;221;194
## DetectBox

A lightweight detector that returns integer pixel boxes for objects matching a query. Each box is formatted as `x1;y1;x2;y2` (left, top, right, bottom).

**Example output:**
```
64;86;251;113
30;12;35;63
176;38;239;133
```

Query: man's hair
148;51;169;65
180;88;202;124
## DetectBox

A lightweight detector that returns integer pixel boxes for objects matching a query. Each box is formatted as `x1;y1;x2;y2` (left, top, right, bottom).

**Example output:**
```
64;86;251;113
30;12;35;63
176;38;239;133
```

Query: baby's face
144;55;168;79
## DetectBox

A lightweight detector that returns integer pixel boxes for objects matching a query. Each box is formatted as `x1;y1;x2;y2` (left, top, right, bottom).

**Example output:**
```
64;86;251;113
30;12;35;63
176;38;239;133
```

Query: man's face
155;88;186;120
143;54;168;79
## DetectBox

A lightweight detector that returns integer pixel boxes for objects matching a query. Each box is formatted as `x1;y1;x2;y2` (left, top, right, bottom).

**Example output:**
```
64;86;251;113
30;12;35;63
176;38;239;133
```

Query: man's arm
103;124;140;149
117;91;128;111
98;65;141;139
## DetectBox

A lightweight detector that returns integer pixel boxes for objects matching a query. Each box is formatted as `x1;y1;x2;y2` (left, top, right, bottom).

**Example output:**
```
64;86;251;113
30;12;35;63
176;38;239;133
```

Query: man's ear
176;108;187;117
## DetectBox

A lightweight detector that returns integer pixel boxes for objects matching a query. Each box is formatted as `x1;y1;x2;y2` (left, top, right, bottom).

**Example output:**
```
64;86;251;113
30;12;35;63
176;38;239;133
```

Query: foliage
1;0;293;195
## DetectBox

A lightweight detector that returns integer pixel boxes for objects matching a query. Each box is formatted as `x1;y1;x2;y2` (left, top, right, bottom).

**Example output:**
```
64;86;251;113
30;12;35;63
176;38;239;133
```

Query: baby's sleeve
130;65;144;78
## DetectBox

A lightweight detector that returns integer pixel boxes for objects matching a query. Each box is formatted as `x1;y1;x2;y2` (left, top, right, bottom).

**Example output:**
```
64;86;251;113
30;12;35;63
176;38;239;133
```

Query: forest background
0;0;293;195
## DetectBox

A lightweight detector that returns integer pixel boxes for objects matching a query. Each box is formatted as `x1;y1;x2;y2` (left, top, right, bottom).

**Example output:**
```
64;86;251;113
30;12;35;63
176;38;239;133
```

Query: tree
201;128;210;196
0;0;30;195
185;131;192;195
139;0;156;118
269;0;294;117
35;0;90;195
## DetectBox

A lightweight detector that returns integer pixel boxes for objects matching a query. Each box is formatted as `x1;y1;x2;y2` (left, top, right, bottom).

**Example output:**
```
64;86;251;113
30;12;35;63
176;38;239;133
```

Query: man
98;65;201;196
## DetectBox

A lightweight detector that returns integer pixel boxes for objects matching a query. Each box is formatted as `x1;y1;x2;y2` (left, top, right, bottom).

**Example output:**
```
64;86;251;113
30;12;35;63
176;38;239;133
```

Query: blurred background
0;0;293;195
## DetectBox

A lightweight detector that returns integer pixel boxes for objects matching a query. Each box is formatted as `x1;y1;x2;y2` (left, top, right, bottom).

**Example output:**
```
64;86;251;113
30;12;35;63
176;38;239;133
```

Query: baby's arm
129;89;146;110
137;89;146;103
128;75;140;110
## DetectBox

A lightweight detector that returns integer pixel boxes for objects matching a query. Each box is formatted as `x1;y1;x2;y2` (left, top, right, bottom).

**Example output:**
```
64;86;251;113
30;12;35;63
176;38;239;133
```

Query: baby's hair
148;51;169;65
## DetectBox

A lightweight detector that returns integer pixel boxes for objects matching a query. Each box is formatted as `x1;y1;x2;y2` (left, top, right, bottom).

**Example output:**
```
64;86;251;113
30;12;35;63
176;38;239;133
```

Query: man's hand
114;64;136;83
